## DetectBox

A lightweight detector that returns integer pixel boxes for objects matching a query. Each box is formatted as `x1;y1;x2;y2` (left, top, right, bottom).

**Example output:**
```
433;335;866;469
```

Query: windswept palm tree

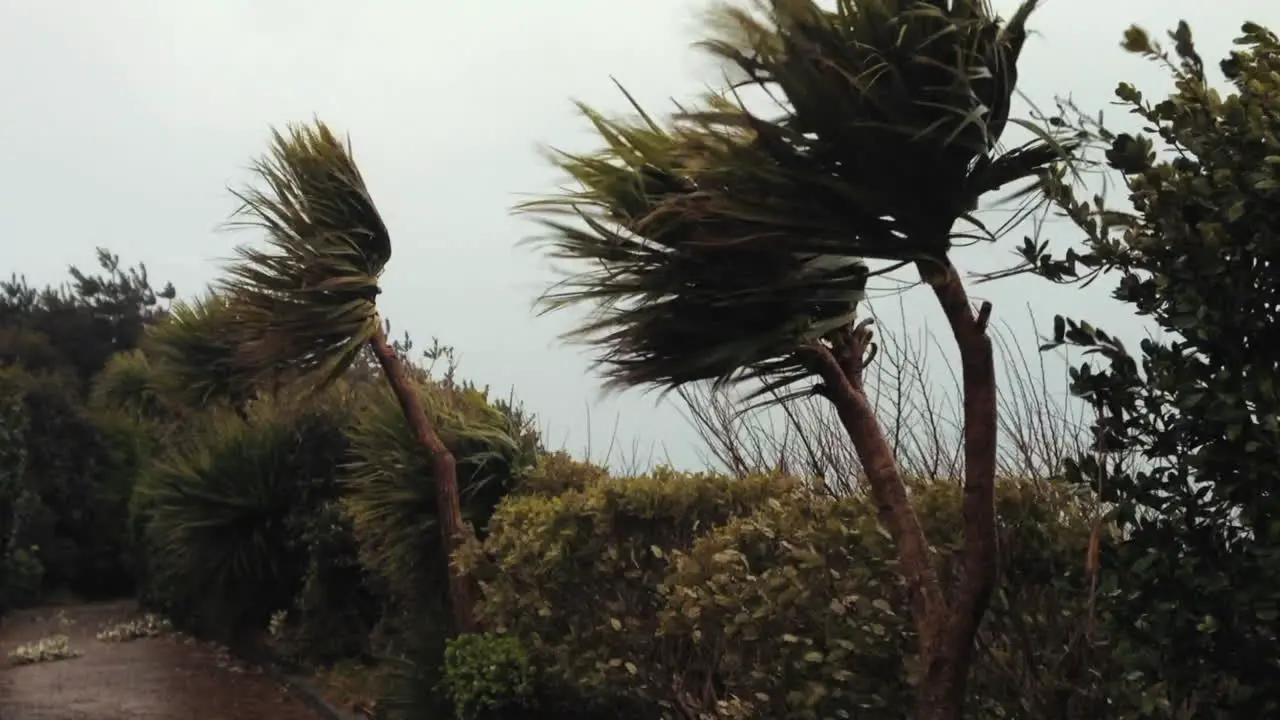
217;122;479;633
522;1;1073;716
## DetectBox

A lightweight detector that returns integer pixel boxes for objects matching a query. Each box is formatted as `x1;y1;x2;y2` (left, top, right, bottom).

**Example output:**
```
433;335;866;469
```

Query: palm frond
222;120;392;389
342;378;529;611
520;0;1073;399
143;292;257;409
90;349;162;416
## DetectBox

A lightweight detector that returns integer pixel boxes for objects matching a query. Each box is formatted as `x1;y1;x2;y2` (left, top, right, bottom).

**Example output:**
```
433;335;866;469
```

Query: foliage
274;498;381;662
520;0;1069;401
2;546;45;609
0;251;173;602
142;293;257;410
0;248;172;388
342;379;533;614
221;121;392;389
461;469;1113;718
95;613;173;642
90;350;164;418
134;390;357;636
516;451;609;496
442;633;538;720
1;368;138;596
457;469;802;715
0;367;29;614
1024;20;1280;716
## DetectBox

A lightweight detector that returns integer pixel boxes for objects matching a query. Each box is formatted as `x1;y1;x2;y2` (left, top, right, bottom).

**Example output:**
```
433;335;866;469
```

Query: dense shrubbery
457;470;1109;719
132;390;359;638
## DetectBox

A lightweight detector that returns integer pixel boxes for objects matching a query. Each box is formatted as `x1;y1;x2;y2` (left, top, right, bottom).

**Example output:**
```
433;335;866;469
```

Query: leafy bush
274;498;381;662
0;367;143;598
463;470;1109;718
516;451;608;496
458;468;799;715
660;492;908;718
133;390;356;637
442;633;538;720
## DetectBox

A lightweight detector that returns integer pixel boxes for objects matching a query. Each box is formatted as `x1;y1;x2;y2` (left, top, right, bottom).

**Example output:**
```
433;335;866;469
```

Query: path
0;600;325;720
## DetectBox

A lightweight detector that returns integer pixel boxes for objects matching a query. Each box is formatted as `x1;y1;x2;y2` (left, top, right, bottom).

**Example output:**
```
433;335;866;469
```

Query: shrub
442;633;538;720
5;368;101;592
457;468;799;715
660;493;908;718
0;367;29;615
516;451;608;496
134;390;356;638
274;498;381;663
464;471;1109;718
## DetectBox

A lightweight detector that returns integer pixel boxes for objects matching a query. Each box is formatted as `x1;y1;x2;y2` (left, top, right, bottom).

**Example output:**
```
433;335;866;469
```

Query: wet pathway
0;600;325;720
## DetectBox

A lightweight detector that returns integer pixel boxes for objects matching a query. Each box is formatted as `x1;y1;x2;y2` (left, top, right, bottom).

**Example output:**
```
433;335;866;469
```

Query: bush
0;367;143;598
273;498;381;663
442;633;538;720
463;471;1110;718
660;492;909;718
133;390;356;638
457;468;799;715
515;451;608;496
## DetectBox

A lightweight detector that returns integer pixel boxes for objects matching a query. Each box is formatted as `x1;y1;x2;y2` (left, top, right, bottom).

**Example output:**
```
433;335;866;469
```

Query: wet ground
0;600;325;720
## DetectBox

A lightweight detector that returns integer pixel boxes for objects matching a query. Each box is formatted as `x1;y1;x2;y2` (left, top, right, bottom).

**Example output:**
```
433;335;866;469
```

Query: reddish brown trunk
915;262;999;720
369;327;478;634
810;260;998;720
806;337;949;655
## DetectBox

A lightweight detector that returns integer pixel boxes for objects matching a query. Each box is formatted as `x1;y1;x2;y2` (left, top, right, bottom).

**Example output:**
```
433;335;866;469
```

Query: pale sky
2;1;1275;469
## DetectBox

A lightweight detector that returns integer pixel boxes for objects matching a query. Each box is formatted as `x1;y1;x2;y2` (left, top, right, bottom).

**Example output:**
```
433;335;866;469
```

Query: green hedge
459;470;1118;718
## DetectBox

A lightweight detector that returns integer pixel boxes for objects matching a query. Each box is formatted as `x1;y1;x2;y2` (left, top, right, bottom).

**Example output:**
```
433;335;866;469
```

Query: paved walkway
0;600;324;720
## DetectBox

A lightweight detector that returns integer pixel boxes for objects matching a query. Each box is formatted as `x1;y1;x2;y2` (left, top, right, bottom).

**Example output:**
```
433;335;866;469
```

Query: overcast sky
2;0;1275;469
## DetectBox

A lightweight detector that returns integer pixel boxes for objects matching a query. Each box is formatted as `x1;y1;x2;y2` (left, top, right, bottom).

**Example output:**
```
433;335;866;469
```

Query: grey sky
2;0;1275;469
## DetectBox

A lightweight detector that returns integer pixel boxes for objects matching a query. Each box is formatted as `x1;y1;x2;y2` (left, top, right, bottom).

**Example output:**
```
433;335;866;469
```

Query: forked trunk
809;261;998;720
368;327;478;634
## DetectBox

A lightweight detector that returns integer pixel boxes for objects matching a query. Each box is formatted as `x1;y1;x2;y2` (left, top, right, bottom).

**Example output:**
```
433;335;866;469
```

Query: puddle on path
0;600;324;720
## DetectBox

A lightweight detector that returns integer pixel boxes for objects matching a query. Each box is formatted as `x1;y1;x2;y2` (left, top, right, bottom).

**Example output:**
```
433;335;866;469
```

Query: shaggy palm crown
525;0;1070;401
223;121;393;389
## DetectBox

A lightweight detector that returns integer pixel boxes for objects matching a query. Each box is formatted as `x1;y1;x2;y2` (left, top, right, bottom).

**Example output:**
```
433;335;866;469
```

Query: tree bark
808;260;998;720
805;335;949;666
368;326;478;634
915;261;999;720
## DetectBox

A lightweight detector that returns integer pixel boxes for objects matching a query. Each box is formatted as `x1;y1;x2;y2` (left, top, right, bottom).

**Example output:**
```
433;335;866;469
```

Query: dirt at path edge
0;600;326;720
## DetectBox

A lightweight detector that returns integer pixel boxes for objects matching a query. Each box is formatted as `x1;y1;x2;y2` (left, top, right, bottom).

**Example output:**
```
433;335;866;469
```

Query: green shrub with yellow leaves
459;471;1116;719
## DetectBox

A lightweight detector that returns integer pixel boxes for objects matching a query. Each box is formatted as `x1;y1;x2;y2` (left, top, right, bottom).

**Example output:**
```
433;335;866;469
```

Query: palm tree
218;122;478;633
521;1;1071;717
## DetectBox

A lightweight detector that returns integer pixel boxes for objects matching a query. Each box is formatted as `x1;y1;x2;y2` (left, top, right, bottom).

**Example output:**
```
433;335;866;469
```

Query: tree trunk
807;342;949;644
368;326;478;634
915;261;999;720
808;260;998;720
